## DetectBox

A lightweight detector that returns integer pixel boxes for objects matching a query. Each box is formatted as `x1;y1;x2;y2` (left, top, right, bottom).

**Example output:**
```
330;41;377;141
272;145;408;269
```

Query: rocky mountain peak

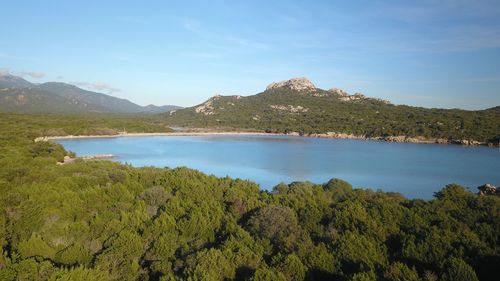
266;77;316;92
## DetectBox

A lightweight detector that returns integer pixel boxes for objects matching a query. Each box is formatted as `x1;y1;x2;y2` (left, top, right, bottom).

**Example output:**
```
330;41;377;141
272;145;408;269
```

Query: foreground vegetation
166;88;500;144
0;113;499;281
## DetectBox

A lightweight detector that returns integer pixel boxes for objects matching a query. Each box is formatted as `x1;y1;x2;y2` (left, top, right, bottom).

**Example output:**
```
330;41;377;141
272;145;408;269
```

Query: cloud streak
183;18;202;33
71;81;121;93
20;71;45;78
226;36;269;50
179;52;222;59
179;18;271;53
0;68;45;79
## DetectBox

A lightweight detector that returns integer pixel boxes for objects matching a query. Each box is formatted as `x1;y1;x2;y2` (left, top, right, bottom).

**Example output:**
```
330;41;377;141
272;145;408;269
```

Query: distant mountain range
166;77;500;143
0;74;181;114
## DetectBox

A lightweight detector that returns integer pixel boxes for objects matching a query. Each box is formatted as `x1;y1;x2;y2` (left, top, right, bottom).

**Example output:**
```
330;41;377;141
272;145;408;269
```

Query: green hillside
0;74;181;114
166;78;500;143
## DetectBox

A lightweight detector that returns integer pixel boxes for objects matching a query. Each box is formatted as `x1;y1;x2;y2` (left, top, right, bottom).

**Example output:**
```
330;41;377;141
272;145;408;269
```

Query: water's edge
35;131;500;148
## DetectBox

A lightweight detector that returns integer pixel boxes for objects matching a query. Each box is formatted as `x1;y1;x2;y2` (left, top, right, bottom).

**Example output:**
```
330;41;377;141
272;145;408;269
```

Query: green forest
165;88;500;144
0;113;499;281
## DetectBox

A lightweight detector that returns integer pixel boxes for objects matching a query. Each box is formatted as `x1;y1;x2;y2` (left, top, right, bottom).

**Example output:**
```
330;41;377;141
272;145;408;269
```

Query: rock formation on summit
266;77;316;92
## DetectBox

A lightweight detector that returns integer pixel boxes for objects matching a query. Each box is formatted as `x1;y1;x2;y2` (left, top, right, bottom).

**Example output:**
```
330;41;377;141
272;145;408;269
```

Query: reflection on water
57;135;500;199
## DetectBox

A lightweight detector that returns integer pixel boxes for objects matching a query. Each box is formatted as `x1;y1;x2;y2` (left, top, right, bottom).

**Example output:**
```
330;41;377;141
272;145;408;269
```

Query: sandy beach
35;131;283;142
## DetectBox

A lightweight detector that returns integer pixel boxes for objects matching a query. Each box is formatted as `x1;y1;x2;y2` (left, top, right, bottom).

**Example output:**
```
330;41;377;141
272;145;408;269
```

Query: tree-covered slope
166;78;500;143
0;112;173;137
0;113;498;280
0;74;180;114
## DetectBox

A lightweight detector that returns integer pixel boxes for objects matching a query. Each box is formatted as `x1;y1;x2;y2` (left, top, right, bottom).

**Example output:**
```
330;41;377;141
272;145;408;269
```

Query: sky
1;0;499;109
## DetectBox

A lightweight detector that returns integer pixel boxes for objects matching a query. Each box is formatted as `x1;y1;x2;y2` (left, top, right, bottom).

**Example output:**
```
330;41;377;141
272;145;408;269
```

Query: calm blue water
57;135;500;199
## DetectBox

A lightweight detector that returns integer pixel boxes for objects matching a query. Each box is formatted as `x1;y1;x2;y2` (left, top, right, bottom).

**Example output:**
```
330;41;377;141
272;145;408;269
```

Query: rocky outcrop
266;77;316;92
266;78;391;103
194;95;221;115
308;132;366;139
477;184;499;196
374;98;392;105
269;104;309;113
329;88;391;104
193;95;243;115
339;92;366;102
329;88;349;97
383;135;449;144
450;139;482;146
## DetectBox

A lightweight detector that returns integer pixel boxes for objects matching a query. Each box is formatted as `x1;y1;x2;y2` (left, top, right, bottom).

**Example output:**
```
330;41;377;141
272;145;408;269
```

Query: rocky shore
285;131;498;147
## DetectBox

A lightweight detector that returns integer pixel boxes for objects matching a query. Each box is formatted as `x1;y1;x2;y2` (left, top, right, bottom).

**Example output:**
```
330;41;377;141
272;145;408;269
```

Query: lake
57;135;500;199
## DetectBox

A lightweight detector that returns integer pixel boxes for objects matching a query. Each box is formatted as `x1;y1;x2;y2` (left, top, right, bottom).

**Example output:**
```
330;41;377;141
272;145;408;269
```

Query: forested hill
0;74;181;114
165;78;500;144
0;113;499;280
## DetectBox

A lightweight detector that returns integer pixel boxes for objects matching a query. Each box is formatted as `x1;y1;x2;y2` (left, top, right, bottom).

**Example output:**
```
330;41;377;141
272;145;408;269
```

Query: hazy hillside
166;78;500;143
0;74;34;88
142;104;183;114
0;74;180;114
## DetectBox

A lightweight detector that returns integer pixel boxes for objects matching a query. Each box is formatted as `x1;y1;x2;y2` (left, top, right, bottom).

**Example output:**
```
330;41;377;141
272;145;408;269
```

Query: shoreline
35;131;283;142
35;130;499;147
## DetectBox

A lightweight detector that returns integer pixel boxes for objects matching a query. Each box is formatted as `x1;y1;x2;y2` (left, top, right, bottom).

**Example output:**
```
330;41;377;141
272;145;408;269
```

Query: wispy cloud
71;81;121;94
382;0;500;23
20;71;45;78
226;36;269;50
462;76;500;83
183;18;202;33
179;18;271;52
0;68;45;79
179;52;222;59
365;1;500;53
434;25;500;52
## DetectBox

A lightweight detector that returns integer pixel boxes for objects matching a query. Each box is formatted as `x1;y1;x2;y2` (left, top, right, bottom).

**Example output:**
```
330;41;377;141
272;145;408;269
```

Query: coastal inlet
56;134;500;199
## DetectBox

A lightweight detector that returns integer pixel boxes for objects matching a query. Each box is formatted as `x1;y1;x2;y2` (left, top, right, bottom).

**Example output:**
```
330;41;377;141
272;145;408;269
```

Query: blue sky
1;0;499;109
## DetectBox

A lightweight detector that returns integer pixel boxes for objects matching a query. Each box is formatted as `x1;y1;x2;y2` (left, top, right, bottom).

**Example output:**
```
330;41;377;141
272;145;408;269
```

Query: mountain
142;104;183;113
0;74;33;88
166;77;500;143
0;74;180;114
